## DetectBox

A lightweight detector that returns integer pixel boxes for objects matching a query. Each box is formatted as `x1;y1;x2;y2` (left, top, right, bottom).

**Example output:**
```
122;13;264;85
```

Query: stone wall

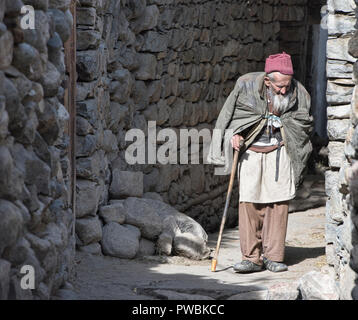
0;0;75;299
346;0;358;300
0;0;333;300
74;0;316;260
324;0;358;300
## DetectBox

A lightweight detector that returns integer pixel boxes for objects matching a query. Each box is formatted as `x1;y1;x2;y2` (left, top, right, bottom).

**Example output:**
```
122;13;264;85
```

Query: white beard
268;87;291;114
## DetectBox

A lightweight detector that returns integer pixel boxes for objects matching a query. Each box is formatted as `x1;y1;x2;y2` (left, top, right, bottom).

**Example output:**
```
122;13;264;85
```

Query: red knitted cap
265;52;294;75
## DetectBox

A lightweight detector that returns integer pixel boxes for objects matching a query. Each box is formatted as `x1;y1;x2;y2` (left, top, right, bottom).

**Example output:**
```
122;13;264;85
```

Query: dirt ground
72;206;326;300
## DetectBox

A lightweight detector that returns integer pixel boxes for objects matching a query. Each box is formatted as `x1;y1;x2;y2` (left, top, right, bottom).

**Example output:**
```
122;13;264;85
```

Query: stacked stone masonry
0;0;75;299
325;0;358;300
74;0;314;258
2;0;356;300
345;0;358;300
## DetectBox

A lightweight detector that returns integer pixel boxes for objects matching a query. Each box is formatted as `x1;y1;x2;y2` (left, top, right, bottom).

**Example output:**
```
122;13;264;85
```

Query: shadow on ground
73;251;269;300
285;246;325;266
72;206;327;300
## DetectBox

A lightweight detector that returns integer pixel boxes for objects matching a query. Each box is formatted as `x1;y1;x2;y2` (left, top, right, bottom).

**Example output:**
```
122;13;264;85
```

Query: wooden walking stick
211;146;241;272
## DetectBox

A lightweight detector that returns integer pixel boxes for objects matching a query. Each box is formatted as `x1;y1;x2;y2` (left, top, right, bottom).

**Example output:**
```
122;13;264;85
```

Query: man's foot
263;257;288;272
233;260;264;273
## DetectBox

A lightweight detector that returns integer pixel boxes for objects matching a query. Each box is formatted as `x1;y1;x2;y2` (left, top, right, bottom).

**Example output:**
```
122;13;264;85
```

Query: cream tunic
238;145;296;203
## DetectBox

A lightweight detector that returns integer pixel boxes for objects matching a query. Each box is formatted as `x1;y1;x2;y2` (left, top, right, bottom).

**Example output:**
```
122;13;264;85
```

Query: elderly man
207;52;313;273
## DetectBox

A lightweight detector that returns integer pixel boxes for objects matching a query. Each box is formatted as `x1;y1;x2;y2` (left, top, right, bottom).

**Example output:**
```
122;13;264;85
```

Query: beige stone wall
324;0;358;300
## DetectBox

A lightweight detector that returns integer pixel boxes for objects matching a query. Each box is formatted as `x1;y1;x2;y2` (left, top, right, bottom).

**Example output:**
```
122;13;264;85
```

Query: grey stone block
327;119;350;141
0;200;23;254
0;259;11;300
122;197;162;240
101;222;140;259
99;202;126;224
110;170;143;199
137;238;156;257
298;271;339;300
75;216;102;246
75;179;101;218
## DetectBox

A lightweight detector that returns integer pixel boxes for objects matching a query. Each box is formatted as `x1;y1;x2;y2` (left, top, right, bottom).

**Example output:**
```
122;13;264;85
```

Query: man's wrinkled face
265;72;293;114
265;72;292;96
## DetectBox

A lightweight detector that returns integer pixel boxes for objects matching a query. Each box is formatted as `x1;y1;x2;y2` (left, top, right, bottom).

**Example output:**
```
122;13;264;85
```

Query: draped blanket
207;72;313;189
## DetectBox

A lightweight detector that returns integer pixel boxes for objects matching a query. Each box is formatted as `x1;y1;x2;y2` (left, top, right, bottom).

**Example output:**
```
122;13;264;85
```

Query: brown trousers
238;201;289;265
